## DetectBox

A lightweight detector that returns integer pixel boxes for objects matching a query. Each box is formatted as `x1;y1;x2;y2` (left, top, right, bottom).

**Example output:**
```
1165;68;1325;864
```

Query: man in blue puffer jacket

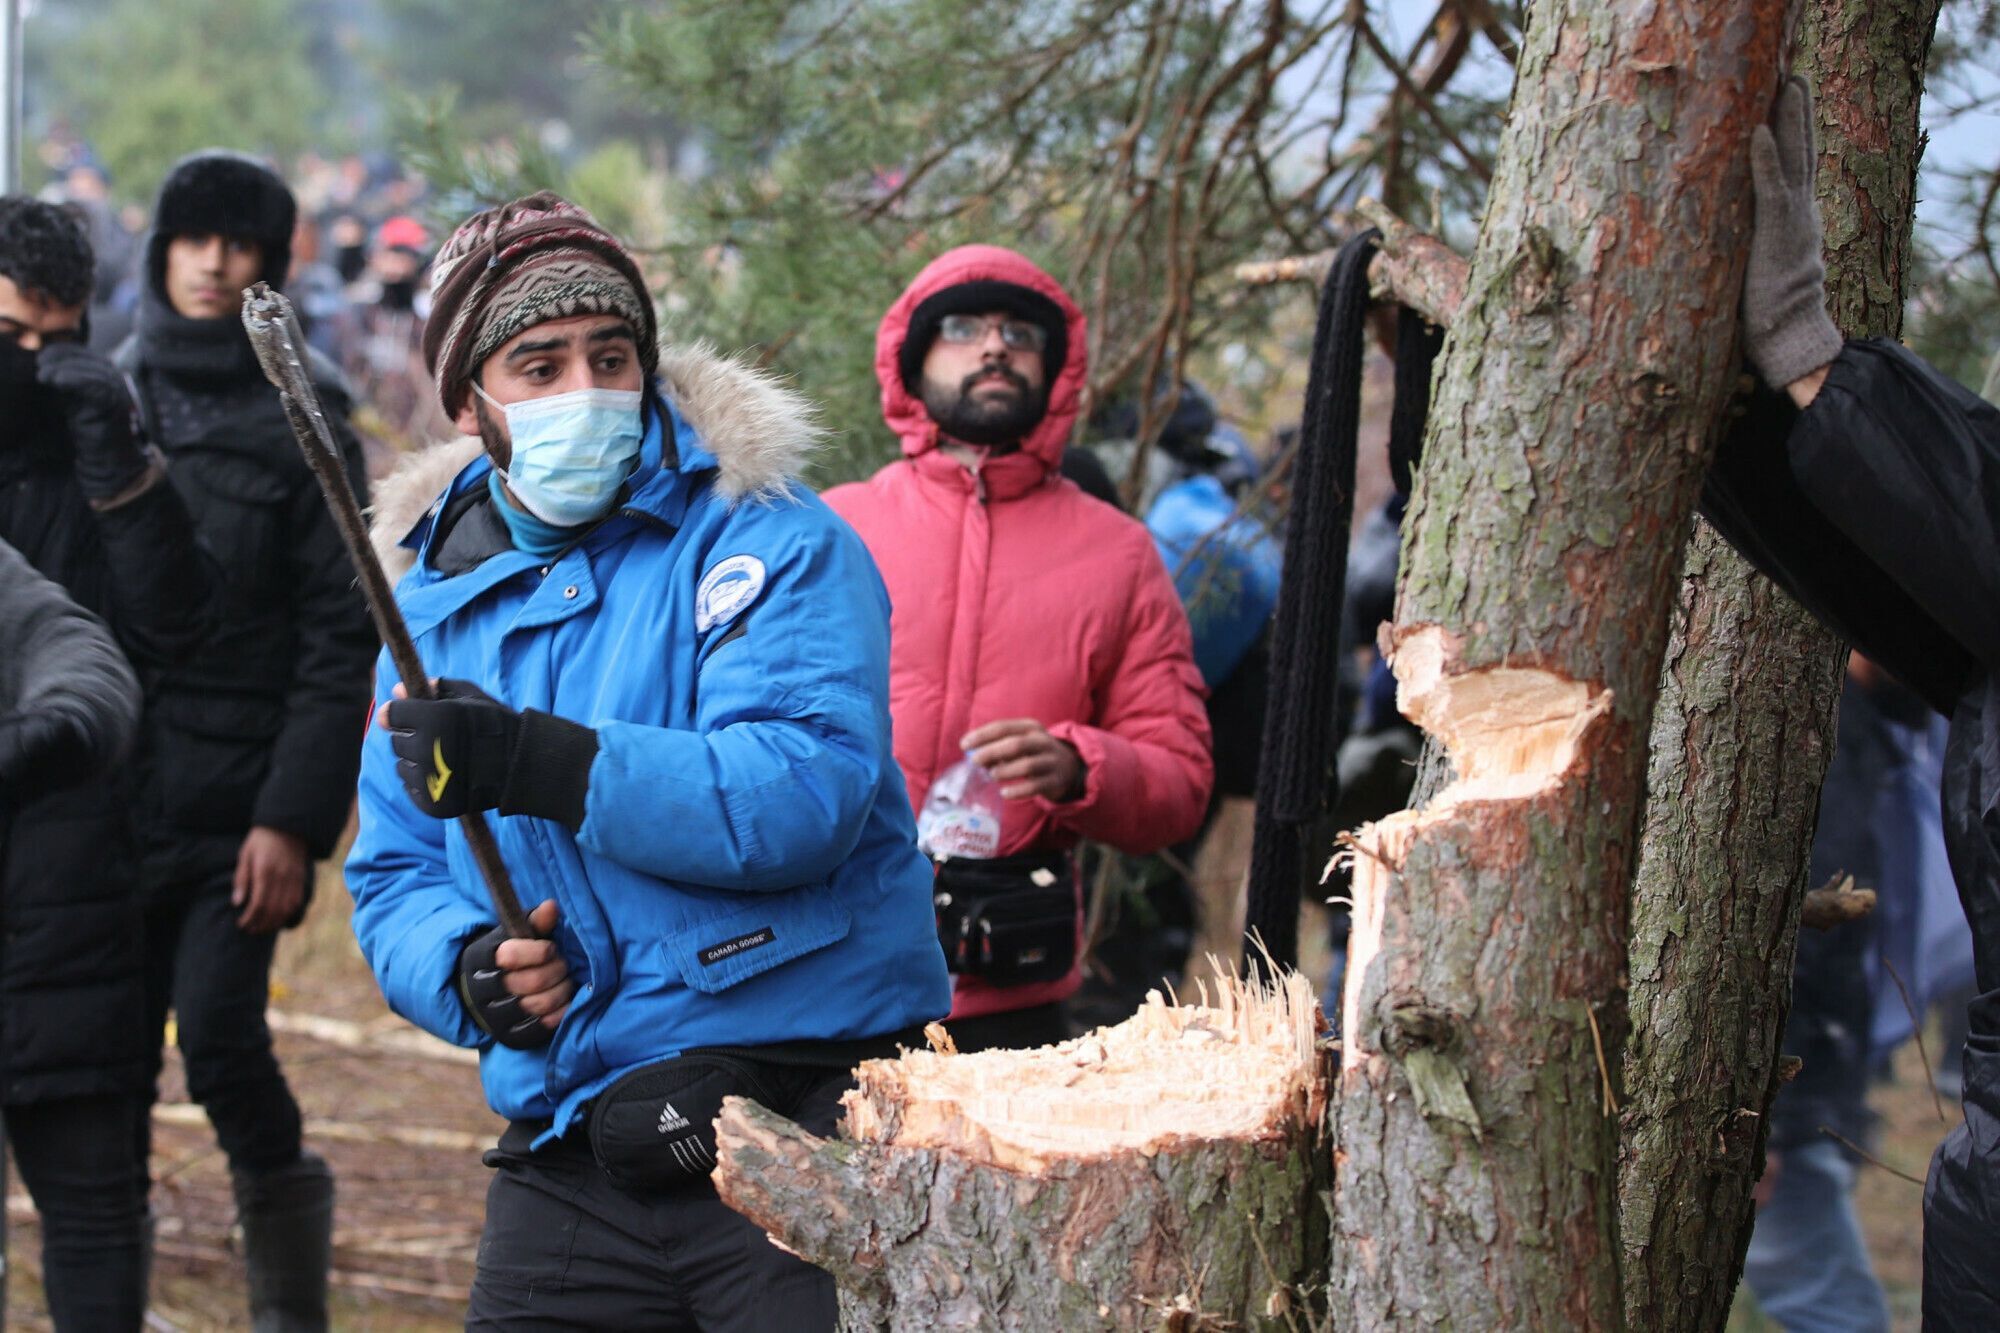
345;192;950;1330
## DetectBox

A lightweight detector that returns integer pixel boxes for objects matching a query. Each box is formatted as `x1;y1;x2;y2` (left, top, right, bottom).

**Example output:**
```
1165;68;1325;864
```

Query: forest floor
1;859;1961;1331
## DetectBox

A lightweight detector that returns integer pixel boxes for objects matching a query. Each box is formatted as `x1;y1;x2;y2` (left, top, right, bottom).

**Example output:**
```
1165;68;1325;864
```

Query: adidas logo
656;1101;691;1135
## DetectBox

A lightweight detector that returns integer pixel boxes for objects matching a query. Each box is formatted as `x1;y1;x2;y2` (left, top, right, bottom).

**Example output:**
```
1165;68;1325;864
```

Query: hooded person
346;192;949;1329
113;149;378;1333
0;194;214;1331
822;245;1213;1051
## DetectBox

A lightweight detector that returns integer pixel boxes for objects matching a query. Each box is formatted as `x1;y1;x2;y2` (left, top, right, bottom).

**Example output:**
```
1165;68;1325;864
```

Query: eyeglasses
937;313;1048;353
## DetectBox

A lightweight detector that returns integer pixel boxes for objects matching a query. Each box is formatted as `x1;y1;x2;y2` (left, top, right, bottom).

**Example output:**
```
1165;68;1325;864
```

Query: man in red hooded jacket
824;245;1213;1050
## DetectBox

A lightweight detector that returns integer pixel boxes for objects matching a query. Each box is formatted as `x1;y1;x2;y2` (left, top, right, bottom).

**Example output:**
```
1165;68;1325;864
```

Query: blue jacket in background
1145;473;1282;688
345;384;951;1142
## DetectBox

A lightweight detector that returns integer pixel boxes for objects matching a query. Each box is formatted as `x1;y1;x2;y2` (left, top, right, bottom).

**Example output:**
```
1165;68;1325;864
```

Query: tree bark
1328;1;1800;1326
1615;528;1844;1330
1614;2;1940;1326
714;977;1330;1331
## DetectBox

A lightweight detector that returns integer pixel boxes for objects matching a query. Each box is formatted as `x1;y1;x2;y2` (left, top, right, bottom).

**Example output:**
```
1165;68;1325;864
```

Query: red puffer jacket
823;245;1213;1019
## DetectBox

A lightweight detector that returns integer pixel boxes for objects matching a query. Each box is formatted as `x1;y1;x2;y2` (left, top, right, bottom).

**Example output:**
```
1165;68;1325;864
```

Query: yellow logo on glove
427;738;453;804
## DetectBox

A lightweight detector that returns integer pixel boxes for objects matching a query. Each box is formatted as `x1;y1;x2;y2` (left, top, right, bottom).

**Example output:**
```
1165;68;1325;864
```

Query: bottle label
919;807;1001;860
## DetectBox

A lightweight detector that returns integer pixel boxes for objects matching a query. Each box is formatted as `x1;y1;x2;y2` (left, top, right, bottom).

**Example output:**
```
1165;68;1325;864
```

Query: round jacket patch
696;555;767;633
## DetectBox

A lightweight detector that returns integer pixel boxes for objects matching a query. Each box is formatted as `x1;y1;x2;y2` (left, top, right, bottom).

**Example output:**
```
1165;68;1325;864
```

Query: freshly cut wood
1328;0;1802;1320
714;972;1331;1331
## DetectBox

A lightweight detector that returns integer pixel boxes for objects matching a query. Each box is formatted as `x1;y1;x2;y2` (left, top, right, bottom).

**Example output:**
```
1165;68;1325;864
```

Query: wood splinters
923;1021;957;1055
714;977;1332;1330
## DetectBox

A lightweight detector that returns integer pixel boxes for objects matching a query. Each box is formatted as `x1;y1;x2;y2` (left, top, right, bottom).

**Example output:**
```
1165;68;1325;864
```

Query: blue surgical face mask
475;382;645;528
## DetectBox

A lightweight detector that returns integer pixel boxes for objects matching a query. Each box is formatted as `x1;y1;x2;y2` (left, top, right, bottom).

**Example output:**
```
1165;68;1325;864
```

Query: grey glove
1742;77;1842;390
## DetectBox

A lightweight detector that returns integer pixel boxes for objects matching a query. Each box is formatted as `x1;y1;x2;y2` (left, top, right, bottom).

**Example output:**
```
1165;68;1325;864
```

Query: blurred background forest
19;0;2000;488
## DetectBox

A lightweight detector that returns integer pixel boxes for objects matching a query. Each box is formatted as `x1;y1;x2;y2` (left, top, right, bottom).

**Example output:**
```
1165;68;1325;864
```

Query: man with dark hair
113;151;377;1333
823;246;1213;1051
348;192;948;1328
0;193;212;1329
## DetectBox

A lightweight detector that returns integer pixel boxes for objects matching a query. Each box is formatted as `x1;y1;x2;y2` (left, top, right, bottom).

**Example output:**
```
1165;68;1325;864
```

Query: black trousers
946;1000;1071;1053
136;860;304;1179
5;1092;149;1331
466;1065;849;1331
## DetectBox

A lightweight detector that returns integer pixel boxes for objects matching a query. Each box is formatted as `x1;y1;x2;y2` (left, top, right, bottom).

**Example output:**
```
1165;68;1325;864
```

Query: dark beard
471;392;512;471
921;365;1047;450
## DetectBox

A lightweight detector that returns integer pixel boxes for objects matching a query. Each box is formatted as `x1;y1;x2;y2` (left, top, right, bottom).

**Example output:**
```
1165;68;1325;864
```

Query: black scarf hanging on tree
1242;231;1442;975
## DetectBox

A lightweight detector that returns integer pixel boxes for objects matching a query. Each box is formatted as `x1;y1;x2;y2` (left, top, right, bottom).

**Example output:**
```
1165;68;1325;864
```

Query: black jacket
115;326;377;875
0;525;152;1104
1702;339;2000;1329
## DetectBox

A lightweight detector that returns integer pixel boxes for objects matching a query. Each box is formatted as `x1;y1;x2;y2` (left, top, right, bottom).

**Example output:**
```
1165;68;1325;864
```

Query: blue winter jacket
345;380;951;1140
1146;474;1282;687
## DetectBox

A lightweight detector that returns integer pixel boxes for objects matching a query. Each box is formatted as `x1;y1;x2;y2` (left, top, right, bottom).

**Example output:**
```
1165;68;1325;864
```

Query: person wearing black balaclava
0;193;213;1330
111;150;377;1333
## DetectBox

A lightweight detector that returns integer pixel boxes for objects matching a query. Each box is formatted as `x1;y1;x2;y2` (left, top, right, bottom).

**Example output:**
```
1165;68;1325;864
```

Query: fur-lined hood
368;342;822;578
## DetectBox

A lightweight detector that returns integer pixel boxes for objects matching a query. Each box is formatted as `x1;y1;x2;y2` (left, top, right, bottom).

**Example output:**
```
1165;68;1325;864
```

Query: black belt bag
585;1051;781;1193
932;850;1076;986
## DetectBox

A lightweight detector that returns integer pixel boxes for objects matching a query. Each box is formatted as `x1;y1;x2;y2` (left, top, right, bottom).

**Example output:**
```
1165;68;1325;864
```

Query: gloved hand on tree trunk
1742;76;1843;398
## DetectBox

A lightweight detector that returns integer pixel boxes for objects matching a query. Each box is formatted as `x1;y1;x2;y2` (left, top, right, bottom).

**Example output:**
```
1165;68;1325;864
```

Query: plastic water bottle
916;754;1003;860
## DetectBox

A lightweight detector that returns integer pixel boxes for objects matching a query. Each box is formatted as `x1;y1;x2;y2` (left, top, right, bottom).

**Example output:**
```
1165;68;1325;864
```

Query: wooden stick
1233;197;1470;327
240;284;531;939
152;1103;491;1155
1816;1127;1926;1188
1798;872;1877;929
1879;954;1949;1124
264;1007;480;1068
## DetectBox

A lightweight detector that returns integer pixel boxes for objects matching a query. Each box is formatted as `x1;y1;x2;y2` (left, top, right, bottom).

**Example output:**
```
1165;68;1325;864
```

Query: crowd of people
0;78;1992;1333
35;137;450;474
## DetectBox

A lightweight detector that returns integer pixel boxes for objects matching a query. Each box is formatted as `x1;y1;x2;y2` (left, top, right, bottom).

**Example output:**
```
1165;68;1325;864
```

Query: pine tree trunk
1328;1;1800;1325
1616;527;1844;1330
1616;1;1941;1325
713;977;1330;1331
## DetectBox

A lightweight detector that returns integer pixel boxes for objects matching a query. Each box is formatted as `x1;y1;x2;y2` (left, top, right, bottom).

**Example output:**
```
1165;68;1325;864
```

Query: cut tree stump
714;972;1331;1331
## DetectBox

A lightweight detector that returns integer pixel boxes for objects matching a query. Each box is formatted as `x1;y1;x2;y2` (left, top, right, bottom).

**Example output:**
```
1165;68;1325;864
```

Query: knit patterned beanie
423;191;658;416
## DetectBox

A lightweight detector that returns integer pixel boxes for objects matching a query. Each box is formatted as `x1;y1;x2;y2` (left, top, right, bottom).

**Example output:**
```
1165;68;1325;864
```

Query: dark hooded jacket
114;276;377;880
0;347;214;1101
0;534;147;1101
1700;338;2000;1331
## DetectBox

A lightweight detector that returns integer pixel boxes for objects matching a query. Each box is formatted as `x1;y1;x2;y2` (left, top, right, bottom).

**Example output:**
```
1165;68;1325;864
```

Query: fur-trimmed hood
368;342;822;578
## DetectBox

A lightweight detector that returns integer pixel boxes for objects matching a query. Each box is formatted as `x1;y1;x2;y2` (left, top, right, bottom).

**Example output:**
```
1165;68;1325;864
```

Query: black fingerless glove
384;679;597;828
455;923;554;1050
